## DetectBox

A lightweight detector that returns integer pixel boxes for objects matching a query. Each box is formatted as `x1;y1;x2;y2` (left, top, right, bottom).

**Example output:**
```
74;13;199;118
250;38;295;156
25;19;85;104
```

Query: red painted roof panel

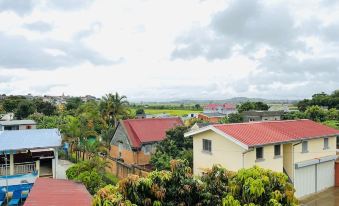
213;119;339;146
24;178;92;206
122;118;183;148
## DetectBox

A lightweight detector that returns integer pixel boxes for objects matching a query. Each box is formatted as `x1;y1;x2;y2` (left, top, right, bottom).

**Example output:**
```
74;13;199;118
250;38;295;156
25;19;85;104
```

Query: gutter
242;148;254;168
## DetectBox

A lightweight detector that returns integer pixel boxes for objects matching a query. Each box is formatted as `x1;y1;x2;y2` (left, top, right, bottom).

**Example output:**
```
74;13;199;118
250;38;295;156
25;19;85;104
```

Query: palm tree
100;92;129;128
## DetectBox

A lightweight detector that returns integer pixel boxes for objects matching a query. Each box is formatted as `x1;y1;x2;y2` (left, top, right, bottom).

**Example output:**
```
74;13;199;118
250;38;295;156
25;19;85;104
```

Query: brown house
110;118;183;166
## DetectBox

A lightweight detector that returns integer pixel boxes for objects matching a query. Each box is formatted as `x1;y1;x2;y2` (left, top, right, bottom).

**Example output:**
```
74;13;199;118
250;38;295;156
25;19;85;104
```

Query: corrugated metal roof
24;178;92;206
0;128;61;151
122;118;183;148
213;119;339;146
0;120;36;126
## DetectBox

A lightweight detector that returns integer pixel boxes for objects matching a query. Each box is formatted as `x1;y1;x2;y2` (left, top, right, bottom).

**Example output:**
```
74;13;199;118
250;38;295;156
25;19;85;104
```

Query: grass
130;108;201;117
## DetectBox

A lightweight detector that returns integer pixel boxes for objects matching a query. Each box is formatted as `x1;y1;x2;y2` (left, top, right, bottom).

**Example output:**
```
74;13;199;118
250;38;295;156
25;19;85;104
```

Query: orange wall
110;145;151;165
198;114;222;123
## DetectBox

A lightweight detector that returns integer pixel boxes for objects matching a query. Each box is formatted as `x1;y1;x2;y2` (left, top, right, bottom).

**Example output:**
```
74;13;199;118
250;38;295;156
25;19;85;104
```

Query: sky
0;0;338;101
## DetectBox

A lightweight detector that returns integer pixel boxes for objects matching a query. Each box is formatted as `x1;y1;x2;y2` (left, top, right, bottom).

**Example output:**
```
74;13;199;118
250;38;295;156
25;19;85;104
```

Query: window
324;138;329;149
202;139;212;153
26;125;32;129
118;142;123;158
302;141;308;153
256;147;263;159
274;144;281;156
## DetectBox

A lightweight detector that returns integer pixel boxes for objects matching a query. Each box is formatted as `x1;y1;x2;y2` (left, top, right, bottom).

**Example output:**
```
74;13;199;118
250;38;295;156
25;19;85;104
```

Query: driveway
56;159;74;179
300;187;339;206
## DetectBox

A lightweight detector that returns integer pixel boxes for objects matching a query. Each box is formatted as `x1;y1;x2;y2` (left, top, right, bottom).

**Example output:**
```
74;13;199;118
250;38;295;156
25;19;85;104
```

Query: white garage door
294;165;316;198
317;161;335;192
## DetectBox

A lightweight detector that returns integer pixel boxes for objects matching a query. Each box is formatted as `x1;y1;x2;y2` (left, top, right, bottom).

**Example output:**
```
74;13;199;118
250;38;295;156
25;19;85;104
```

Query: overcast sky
0;0;338;101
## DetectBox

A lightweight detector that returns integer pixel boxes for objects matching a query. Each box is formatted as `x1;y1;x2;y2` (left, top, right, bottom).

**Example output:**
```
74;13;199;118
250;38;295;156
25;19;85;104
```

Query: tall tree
34;98;56;116
100;92;129;128
15;100;36;119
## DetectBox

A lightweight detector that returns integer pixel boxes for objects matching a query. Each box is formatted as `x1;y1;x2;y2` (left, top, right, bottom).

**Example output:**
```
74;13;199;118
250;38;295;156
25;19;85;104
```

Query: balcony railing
14;162;36;175
0;162;36;176
0;164;9;176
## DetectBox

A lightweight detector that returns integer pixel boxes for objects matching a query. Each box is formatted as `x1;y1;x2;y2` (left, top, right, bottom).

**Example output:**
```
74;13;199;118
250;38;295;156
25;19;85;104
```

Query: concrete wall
193;130;246;175
244;144;283;172
283;143;293;180
293;136;337;163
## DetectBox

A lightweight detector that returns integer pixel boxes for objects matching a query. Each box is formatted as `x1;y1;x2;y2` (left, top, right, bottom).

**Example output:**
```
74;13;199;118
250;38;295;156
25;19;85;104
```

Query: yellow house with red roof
185;119;339;198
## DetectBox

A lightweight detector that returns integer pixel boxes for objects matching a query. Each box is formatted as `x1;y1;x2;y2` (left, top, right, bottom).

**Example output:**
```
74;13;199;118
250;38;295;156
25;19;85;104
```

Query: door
294;165;316;198
317;161;335;192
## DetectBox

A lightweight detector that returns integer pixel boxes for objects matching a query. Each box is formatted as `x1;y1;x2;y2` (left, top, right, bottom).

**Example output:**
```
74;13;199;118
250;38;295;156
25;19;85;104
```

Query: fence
107;158;150;179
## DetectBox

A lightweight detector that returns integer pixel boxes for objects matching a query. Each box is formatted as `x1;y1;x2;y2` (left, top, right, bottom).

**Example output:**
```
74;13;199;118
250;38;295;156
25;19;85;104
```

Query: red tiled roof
122;117;183;148
204;103;236;110
24;178;92;206
213;119;339;147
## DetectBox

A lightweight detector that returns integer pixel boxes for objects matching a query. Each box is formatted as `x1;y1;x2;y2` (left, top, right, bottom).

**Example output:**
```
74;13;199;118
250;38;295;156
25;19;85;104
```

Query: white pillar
9;151;14;175
52;148;58;179
35;160;40;177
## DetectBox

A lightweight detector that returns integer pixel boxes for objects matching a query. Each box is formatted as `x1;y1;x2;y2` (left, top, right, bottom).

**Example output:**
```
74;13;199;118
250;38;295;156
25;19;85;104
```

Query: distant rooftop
0;120;36;126
0;128;61;151
201;112;226;117
24;178;92;206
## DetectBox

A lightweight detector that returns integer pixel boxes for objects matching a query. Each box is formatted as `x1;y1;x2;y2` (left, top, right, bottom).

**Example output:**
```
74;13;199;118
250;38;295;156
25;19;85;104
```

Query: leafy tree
305;105;326;122
75;170;105;194
194;104;201;110
326;108;339;121
93;161;298;206
100;92;129;128
150;126;192;170
34;98;56;116
65;97;83;111
228;113;243;123
219;116;230;124
281;111;308;120
254;101;270;110
135;108;145;115
15;100;36;119
297;99;311;112
237;102;255;113
66;157;112;194
2;97;24;112
237;102;269;113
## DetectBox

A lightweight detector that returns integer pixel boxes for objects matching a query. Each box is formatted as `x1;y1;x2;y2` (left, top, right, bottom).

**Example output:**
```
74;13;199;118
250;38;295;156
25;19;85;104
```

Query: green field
130;108;201;117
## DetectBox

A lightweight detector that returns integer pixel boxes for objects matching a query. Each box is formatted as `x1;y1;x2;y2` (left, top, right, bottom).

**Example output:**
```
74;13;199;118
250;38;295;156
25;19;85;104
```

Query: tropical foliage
150;126;193;170
93;160;298;206
237;101;270;113
66;157;117;194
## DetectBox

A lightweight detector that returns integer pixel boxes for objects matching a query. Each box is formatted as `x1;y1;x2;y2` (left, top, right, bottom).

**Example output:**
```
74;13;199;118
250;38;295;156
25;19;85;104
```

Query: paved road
300;187;339;206
56;159;74;179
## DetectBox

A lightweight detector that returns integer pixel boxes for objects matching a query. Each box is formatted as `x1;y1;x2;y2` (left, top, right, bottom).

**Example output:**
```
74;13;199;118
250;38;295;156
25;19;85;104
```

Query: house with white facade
203;103;237;116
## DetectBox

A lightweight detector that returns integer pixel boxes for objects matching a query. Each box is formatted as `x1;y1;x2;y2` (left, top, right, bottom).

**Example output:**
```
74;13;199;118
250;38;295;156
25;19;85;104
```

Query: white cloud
0;0;338;100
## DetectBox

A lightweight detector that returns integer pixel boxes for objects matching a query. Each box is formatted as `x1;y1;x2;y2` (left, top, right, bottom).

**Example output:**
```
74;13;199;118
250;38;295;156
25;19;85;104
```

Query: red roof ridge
214;119;309;127
212;119;339;147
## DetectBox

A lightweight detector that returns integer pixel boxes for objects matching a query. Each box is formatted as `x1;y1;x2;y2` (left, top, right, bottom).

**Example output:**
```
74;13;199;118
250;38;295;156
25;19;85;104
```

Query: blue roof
0;129;61;152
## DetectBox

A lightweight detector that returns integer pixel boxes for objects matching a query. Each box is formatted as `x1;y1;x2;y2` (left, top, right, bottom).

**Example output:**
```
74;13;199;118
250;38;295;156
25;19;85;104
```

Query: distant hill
134;97;299;105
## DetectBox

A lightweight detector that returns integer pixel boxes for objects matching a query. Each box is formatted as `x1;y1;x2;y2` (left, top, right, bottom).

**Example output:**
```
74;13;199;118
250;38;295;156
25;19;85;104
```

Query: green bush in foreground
92;160;298;206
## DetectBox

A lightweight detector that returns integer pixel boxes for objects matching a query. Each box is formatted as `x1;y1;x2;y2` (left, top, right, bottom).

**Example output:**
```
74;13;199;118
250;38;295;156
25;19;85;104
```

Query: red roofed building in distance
109;118;183;170
199;103;237;123
203;103;237;115
24;178;92;206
